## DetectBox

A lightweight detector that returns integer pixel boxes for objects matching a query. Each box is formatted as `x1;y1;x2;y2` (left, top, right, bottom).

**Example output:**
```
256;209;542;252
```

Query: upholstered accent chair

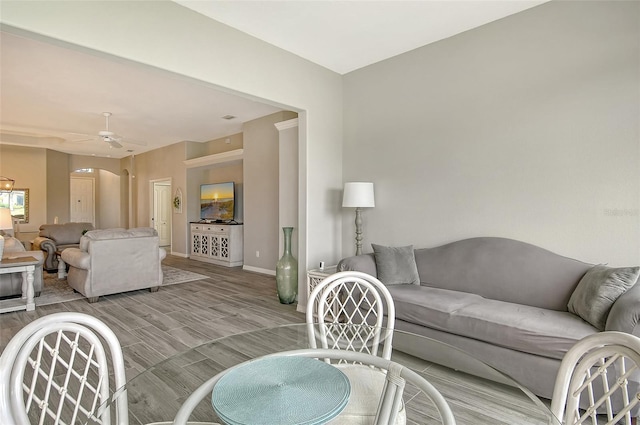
32;222;94;272
61;227;166;303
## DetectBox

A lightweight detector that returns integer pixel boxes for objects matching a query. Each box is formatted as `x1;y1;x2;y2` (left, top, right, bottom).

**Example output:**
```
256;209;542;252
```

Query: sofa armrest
32;236;56;253
605;282;640;337
61;248;91;270
337;253;377;277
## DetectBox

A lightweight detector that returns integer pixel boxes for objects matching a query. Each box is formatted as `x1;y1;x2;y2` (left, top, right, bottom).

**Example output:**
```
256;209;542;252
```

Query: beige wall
2;145;123;235
1;0;345;295
98;169;121;229
133;142;188;254
0;144;46;234
343;1;639;266
46;149;70;223
243;111;297;271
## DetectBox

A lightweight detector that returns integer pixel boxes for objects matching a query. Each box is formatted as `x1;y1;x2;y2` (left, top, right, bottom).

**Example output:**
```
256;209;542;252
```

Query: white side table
306;265;337;318
0;256;38;313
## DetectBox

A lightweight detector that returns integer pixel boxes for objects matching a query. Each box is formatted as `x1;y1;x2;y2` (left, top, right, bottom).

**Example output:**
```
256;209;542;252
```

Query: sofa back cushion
79;227;156;251
414;237;592;311
39;222;94;245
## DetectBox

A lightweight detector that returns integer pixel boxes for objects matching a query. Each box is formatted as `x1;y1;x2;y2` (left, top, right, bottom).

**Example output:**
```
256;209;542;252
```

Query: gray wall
243;111;298;271
343;0;639;266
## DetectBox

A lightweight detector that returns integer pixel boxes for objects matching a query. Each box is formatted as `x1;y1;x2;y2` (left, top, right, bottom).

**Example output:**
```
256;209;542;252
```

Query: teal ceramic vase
276;227;298;304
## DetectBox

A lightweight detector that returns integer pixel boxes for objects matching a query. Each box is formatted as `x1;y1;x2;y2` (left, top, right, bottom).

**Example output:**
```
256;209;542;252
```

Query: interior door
153;182;171;246
70;177;95;224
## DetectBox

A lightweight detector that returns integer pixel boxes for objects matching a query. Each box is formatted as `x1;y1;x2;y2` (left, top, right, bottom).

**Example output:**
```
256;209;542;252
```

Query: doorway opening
150;178;172;248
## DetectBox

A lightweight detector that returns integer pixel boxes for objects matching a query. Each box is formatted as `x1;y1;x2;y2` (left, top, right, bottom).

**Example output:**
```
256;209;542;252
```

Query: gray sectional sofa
337;237;640;401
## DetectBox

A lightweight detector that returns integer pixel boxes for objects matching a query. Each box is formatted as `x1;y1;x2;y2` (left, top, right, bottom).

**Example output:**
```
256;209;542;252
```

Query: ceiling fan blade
108;140;123;148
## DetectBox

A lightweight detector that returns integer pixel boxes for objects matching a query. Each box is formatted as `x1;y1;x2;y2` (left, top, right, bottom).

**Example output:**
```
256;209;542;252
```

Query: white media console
190;223;243;267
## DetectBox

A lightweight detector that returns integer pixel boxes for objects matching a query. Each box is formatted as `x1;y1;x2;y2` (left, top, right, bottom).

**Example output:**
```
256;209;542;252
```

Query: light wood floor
0;255;305;379
0;256;560;424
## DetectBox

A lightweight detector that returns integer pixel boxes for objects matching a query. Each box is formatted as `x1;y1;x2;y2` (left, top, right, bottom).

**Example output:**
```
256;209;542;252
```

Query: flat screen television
200;182;235;222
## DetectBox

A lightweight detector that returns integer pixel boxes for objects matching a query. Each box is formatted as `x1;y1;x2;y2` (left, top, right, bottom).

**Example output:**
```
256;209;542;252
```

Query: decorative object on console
276;226;298;304
342;182;375;256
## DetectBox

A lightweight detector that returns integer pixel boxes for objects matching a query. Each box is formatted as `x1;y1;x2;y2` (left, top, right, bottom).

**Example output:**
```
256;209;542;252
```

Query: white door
153;183;171;246
70;177;95;224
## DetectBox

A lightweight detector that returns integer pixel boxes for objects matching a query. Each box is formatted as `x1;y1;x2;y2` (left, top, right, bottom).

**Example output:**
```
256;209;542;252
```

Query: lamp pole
354;207;364;256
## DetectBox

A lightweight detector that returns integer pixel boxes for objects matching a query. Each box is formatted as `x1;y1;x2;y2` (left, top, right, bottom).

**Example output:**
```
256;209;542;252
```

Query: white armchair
61;227;166;303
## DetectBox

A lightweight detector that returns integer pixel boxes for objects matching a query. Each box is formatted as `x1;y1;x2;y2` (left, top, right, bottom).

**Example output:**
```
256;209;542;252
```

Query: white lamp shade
0;208;13;230
342;182;375;208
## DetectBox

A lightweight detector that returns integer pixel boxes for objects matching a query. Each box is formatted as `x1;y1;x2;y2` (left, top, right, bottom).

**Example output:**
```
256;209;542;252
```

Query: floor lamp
342;182;375;256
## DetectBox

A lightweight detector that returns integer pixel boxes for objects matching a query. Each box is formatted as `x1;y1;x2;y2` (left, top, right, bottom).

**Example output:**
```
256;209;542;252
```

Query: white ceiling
0;0;547;159
177;0;548;74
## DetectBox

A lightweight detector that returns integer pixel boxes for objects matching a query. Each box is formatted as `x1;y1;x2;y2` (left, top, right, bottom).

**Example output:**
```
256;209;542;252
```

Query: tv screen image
200;182;235;222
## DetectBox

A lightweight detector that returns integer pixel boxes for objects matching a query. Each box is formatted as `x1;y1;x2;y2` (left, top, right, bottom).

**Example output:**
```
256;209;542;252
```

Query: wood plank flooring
0;256;560;424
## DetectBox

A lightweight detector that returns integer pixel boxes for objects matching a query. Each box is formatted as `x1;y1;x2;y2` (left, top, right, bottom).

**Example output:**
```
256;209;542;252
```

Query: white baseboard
171;251;189;258
242;265;276;276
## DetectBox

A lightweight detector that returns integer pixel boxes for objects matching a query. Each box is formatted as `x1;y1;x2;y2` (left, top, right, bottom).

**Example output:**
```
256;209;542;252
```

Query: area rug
35;266;208;307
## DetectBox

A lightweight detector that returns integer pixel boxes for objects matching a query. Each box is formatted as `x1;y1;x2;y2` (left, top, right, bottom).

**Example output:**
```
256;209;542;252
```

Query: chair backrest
550;331;640;425
172;348;456;425
306;271;396;360
0;312;128;425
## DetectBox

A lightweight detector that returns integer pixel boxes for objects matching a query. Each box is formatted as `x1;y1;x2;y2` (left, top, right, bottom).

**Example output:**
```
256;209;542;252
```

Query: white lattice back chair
172;349;456;425
306;271;396;360
0;312;128;425
551;331;640;425
306;271;404;424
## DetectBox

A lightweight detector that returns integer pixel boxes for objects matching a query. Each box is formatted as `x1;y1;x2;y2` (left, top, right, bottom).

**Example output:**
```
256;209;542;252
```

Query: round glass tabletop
92;323;560;425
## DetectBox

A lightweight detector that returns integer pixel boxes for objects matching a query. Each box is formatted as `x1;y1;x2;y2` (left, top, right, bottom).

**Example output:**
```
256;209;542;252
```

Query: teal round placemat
212;356;351;425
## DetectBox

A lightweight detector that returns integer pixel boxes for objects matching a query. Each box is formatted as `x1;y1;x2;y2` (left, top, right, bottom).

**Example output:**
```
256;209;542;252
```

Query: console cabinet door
190;224;243;267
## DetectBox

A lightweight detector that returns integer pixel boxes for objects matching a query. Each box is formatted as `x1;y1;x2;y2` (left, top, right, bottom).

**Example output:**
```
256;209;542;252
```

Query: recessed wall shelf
183;149;243;169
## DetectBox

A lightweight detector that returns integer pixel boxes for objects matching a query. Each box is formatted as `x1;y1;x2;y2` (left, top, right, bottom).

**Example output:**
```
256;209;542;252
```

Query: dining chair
306;271;403;423
172;348;456;425
0;312;128;425
550;331;640;425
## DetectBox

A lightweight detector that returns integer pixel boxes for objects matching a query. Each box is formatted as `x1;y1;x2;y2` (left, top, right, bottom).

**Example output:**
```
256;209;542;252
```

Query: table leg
58;256;67;279
22;266;35;311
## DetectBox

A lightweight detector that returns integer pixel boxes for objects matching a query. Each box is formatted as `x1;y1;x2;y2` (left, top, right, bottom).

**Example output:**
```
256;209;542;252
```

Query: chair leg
150;286;159;293
87;296;99;303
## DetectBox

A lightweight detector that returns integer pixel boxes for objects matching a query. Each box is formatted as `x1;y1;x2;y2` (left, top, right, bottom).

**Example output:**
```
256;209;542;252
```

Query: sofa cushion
388;285;596;360
567;265;639;330
80;228;154;251
413;237;593;311
371;244;420;285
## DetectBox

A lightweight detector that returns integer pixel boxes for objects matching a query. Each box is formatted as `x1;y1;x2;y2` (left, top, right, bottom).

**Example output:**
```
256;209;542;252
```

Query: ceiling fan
97;112;123;148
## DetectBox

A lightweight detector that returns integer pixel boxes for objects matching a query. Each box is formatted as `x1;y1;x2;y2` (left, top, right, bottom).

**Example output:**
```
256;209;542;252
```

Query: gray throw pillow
567;265;640;330
371;243;420;286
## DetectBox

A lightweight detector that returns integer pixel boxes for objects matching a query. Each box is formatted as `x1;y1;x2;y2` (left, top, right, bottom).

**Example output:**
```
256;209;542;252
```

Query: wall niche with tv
185;149;244;267
184;149;244;224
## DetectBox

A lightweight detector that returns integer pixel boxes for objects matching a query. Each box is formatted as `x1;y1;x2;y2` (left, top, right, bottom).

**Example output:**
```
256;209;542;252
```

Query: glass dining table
94;323;560;425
